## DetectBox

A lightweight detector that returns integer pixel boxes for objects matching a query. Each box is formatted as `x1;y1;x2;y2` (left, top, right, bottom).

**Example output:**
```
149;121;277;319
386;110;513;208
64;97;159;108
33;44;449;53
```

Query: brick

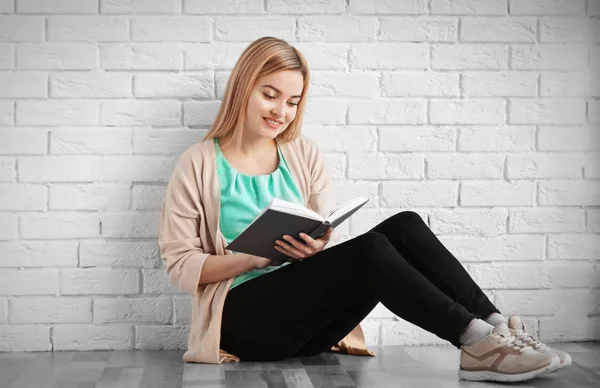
0;128;47;154
509;0;587;15
17;44;97;70
296;99;346;125
51;127;131;154
131;185;166;210
589;100;600;124
20;213;100;239
184;42;246;70
0;213;17;240
135;325;188;349
0;241;77;267
100;0;181;14
590;0;600;16
53;325;132;350
585;153;600;179
382;72;459;97
538;126;598;151
0;101;14;125
381;182;458;207
80;241;159;268
348;100;426;124
100;43;182;70
540;316;600;342
511;44;588;70
546;262;598;288
461;17;536;42
539;181;600;206
132;128;205;155
348;153;424;180
430;99;505;124
468;262;548;289
350;43;428;69
438;234;544;262
100;100;181;126
496;289;595;316
0;0;14;12
185;0;263;14
349;0;425;13
134;73;212;98
61;269;139;295
18;155;101;182
427;153;504;179
0;298;5;324
100;213;160;238
10;297;91;323
16;100;99;126
286;43;347;70
0;72;47;98
379;17;457;42
462;72;537;97
432;44;508;69
325;153;347;180
0;183;46;211
0;43;13;69
0;269;57;295
381;319;447;346
540;71;595;97
0;157;15;181
18;0;98;14
509;98;586;124
590;210;600;232
548;234;600;260
0;326;51;351
0;16;43;41
173;297;190;324
459;126;535;151
48;16;128;42
49;183;130;211
379;126;455;151
431;208;508;236
291;126;377;152
349;208;427;236
216;17;295;41
93;298;170;323
506;152;586;179
50;71;130;98
331;181;378;209
461;181;535;206
132;17;210;42
540;17;595;42
298;16;377;41
310;72;379;98
183;100;224;126
510;208;585;233
142;269;184;294
100;156;176;182
431;0;506;14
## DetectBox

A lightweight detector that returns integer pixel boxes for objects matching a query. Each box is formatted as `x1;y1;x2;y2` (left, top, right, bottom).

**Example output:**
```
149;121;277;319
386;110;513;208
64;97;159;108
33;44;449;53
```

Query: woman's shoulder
286;134;321;157
171;137;215;174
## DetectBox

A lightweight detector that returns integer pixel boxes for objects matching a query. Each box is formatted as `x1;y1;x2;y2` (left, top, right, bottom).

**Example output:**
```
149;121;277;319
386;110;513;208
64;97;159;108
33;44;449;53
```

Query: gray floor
1;342;599;388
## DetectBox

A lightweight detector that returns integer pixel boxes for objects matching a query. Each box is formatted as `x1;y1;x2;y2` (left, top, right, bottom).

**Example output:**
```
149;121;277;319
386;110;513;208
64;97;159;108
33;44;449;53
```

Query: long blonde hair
203;36;310;150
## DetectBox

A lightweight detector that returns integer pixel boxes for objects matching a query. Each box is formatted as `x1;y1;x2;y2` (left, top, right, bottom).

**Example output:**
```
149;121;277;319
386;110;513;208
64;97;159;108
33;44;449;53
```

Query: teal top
214;137;305;290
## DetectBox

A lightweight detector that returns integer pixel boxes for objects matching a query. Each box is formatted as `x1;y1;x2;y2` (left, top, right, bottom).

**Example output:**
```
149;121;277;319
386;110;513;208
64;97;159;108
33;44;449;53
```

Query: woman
158;37;571;382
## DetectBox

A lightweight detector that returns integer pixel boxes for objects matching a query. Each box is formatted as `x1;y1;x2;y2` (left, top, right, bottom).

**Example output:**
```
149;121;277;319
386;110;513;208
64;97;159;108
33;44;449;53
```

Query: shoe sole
547;355;572;374
458;356;560;382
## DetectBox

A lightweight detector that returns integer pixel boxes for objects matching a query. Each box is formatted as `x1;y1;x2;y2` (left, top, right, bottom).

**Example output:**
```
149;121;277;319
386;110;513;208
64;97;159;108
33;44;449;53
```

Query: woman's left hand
274;227;333;261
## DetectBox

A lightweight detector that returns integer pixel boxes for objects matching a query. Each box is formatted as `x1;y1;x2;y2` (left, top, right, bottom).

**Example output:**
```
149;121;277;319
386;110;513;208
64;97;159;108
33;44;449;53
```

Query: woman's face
244;70;304;140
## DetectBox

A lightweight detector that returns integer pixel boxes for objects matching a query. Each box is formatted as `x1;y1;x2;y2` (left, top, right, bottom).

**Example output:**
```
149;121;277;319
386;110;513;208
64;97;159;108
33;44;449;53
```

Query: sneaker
459;322;560;382
507;315;572;372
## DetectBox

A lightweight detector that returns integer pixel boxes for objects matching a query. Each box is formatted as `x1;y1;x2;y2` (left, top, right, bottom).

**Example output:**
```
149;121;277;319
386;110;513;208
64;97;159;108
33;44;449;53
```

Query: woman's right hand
249;254;272;269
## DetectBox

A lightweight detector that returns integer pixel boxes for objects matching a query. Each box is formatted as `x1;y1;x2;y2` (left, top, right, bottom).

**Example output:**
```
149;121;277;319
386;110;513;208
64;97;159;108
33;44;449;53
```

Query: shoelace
496;332;531;353
511;329;545;350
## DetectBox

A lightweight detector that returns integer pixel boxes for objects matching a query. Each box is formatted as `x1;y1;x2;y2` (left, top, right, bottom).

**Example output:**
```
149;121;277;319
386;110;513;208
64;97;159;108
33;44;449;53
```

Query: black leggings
220;211;500;361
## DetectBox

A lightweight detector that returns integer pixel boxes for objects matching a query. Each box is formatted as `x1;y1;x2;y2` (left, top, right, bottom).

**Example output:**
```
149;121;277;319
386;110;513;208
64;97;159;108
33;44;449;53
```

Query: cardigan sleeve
158;149;209;296
303;138;342;248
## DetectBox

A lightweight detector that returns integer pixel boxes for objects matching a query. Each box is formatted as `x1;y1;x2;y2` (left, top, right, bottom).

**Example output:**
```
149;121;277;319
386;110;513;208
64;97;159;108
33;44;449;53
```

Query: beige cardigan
158;135;376;363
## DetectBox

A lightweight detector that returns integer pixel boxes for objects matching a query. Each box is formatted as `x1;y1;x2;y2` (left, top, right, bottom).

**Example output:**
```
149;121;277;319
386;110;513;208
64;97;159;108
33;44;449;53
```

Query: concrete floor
1;342;599;387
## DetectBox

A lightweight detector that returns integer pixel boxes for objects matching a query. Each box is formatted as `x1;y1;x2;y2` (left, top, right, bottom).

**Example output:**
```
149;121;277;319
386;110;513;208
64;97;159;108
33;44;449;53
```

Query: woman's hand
273;227;333;262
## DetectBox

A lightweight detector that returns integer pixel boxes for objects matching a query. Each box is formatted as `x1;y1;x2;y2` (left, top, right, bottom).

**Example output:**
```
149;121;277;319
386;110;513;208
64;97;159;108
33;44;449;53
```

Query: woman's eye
263;94;275;99
264;93;298;106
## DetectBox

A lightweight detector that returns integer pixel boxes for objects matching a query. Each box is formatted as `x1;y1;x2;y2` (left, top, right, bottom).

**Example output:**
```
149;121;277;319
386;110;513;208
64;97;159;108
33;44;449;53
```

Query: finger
281;235;312;253
298;233;319;249
274;243;303;259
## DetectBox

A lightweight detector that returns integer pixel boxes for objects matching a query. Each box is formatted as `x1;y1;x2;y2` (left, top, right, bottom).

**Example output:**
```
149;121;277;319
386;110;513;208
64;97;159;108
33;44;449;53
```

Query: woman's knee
393;210;424;225
355;231;392;255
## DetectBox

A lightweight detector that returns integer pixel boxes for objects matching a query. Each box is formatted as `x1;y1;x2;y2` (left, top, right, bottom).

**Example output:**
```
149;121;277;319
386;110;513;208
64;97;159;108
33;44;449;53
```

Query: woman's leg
220;231;476;362
368;211;500;320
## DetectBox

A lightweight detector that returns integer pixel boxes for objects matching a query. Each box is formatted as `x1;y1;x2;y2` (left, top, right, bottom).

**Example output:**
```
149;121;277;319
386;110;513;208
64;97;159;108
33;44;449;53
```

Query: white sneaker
507;315;572;373
459;322;560;382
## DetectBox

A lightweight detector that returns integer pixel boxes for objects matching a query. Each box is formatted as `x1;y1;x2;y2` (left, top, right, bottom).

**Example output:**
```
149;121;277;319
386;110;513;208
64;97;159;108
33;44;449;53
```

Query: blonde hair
203;36;310;150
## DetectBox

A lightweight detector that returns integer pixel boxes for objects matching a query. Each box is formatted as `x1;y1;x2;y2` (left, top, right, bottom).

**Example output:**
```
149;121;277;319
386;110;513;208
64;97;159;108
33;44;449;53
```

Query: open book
225;197;369;266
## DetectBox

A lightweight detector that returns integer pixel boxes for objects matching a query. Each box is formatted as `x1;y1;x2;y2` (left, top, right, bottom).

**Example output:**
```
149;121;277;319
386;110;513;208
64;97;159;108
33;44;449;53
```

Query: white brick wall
0;0;598;352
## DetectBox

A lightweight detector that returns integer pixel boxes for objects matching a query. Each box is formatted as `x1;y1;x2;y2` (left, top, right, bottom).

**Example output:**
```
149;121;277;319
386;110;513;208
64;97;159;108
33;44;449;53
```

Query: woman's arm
199;253;261;284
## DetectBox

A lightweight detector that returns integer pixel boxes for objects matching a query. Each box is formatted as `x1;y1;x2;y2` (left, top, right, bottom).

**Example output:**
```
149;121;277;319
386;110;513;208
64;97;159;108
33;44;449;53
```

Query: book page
326;197;369;225
269;198;324;221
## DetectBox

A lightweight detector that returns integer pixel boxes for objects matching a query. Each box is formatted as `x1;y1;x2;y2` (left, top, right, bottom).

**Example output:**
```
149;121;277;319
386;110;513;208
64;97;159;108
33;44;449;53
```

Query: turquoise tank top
214;137;305;290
